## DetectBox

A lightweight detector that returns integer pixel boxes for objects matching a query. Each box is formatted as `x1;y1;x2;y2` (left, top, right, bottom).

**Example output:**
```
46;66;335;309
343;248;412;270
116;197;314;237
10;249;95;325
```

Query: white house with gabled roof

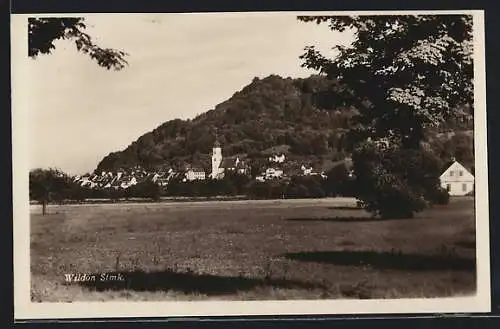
439;160;474;196
185;168;206;181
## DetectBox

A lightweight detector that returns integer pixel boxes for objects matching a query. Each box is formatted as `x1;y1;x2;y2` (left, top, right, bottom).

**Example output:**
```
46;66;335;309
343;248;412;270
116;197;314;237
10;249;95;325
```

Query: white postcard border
12;10;490;319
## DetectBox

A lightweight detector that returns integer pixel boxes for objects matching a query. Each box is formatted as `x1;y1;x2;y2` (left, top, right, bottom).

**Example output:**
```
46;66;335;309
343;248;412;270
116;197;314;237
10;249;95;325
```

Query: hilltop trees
95;75;356;172
28;17;128;70
298;15;473;218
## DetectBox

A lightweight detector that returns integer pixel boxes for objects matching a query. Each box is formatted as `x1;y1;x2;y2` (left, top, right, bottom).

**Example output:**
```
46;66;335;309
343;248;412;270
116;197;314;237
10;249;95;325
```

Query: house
221;158;237;172
221;156;249;175
269;154;286;163
235;161;249;175
256;176;265;182
151;173;160;183
439;160;474;196
156;177;170;186
111;178;122;190
185;168;206;181
265;167;284;179
80;177;98;189
301;165;314;176
121;176;137;189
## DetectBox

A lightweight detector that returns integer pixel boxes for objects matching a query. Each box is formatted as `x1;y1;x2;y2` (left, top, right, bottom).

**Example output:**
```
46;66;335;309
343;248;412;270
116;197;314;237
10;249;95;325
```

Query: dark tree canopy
298;15;473;218
351;145;446;219
28;17;128;70
29;168;76;214
298;15;473;149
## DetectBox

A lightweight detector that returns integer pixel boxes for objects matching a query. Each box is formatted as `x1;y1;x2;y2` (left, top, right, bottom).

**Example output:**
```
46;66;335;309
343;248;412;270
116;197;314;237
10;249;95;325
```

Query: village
72;139;475;197
73;140;334;191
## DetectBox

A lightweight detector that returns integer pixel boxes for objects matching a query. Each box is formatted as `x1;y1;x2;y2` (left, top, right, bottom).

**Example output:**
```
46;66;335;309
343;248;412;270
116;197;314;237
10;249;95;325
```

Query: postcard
12;10;490;319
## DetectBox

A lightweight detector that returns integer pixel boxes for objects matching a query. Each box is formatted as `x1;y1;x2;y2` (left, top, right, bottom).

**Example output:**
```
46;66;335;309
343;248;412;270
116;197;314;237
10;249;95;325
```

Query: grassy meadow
30;197;476;302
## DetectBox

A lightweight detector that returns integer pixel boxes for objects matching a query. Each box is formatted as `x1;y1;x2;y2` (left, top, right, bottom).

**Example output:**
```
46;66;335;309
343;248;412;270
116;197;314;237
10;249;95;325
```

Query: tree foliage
430;131;474;170
352;143;446;219
29;168;75;214
298;15;473;218
127;180;161;200
321;162;355;197
298;15;473;149
28;17;128;70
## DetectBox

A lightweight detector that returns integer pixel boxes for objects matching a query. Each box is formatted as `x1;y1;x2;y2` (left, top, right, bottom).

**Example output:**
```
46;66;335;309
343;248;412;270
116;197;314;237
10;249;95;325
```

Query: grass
30;197;476;302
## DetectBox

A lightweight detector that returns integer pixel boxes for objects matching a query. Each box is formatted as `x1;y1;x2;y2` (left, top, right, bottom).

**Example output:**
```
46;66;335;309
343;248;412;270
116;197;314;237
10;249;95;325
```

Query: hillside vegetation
96;74;473;173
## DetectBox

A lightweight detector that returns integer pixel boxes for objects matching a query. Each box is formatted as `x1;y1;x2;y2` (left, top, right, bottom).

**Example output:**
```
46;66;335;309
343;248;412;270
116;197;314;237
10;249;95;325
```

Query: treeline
29;169;164;209
29;164;358;209
165;169;355;199
247;164;355;199
428;131;474;173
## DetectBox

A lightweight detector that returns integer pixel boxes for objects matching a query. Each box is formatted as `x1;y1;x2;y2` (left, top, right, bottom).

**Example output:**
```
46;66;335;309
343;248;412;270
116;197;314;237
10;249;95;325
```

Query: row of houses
73;138;474;196
72;158;335;191
255;165;333;182
73;167;177;190
72;159;474;196
72;137;350;189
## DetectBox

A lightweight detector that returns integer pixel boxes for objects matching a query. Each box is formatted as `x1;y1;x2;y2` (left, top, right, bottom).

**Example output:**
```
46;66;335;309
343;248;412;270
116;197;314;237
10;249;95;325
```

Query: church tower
211;136;223;179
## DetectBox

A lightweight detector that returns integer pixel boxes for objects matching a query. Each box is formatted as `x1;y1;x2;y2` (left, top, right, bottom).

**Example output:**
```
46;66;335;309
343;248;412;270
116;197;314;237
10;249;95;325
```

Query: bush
322;163;350;196
429;187;450;205
247;181;271;199
357;179;428;219
352;143;444;219
127;180;161;200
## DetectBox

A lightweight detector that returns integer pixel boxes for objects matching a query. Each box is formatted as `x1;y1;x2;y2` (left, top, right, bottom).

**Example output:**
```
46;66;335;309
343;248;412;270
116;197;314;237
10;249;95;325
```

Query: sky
23;13;354;175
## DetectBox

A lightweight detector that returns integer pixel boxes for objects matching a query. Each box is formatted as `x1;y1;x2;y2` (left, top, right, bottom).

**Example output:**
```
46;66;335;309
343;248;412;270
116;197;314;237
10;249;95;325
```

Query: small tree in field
29;168;72;215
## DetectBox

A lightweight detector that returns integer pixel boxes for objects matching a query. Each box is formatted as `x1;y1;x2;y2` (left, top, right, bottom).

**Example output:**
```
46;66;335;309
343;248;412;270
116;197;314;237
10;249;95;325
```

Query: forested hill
95;74;473;173
95;75;353;172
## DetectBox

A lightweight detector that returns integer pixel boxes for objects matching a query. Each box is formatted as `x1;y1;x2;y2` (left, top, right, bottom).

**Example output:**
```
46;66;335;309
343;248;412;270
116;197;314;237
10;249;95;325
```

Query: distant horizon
21;13;354;175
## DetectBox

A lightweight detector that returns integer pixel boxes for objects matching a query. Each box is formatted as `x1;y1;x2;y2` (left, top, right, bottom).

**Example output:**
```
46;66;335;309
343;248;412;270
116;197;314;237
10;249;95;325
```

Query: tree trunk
42;200;46;216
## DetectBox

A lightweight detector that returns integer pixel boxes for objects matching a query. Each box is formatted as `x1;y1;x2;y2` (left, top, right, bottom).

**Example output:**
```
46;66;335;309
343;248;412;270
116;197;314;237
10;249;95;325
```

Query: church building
210;139;225;179
209;137;249;179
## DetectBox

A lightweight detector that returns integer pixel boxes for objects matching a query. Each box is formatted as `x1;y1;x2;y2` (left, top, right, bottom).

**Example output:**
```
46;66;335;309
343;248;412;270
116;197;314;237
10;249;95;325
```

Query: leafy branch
28;17;129;71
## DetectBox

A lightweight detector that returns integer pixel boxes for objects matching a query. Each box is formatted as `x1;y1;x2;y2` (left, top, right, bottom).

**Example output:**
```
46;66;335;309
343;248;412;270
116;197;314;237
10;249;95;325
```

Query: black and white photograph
12;10;490;318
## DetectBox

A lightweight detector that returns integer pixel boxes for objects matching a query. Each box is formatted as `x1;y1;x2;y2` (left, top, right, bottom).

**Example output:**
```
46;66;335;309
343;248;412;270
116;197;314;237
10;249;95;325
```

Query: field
30;197;476;302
